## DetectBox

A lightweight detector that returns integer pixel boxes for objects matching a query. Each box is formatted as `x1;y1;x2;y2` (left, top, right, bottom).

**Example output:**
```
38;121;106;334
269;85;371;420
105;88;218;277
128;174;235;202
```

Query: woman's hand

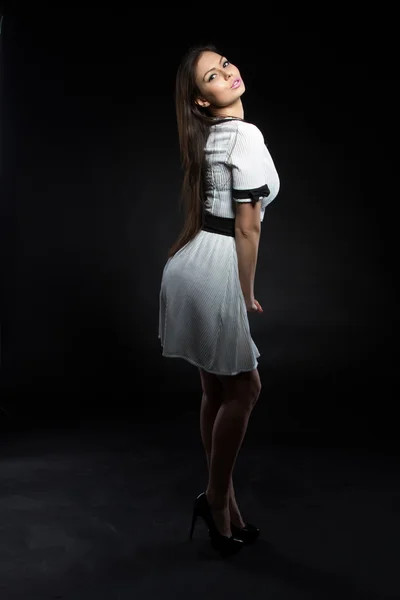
246;298;263;313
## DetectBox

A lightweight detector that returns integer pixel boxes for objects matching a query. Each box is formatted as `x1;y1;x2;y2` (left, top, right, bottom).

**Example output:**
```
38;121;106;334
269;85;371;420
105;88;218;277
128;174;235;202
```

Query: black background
0;8;398;442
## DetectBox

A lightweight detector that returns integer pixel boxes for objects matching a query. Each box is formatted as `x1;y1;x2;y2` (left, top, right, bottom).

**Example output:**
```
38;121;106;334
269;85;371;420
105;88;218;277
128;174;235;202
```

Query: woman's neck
211;99;244;120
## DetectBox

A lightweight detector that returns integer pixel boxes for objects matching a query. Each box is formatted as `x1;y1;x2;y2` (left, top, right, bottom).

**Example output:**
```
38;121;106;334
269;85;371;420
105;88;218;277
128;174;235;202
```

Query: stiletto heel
189;508;197;540
189;492;244;557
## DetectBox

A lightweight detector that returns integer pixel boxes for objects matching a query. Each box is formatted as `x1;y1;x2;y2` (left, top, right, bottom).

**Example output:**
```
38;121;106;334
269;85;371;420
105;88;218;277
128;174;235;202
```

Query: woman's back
204;119;280;222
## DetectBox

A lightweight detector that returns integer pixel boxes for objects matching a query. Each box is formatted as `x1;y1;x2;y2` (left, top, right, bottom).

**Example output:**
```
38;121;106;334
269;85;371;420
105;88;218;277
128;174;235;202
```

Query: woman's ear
195;97;210;108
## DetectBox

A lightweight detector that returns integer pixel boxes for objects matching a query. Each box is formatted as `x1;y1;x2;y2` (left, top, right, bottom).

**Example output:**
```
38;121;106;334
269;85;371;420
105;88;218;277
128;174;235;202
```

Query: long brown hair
167;44;223;259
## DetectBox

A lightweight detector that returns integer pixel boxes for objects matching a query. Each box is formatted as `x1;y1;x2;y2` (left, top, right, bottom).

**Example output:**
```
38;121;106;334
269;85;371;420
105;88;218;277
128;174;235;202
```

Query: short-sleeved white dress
158;118;280;376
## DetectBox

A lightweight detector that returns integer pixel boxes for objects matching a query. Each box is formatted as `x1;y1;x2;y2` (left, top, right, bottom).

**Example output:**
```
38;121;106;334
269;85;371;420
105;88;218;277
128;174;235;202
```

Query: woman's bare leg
199;368;261;537
200;392;246;528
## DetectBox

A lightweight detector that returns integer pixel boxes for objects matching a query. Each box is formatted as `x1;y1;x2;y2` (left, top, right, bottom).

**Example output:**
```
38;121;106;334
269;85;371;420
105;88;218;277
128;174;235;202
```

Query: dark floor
0;412;398;600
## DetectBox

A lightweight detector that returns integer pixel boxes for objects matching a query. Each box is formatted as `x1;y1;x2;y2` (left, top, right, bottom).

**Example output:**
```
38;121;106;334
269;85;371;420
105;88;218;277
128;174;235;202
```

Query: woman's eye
208;60;230;82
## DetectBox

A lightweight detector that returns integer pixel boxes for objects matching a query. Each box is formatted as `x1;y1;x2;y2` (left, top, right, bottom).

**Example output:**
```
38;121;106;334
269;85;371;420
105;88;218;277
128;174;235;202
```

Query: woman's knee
248;371;261;408
218;368;261;410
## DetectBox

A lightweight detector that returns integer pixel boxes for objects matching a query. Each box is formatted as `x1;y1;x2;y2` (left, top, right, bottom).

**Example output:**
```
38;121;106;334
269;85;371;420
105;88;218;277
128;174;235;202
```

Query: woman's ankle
206;489;229;509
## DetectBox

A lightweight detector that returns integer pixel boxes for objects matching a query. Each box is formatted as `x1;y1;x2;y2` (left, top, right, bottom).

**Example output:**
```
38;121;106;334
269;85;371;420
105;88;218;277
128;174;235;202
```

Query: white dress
158;118;280;376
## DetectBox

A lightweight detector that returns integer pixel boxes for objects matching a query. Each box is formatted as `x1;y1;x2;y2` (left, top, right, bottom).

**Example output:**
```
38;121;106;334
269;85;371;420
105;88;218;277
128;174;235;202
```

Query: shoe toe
231;522;260;543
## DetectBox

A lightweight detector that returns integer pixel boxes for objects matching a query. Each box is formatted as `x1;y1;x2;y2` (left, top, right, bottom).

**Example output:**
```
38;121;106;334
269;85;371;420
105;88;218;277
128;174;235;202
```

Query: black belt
201;212;235;237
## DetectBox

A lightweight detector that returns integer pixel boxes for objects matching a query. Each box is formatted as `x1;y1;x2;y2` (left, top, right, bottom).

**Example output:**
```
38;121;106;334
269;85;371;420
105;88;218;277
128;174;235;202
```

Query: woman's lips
231;78;241;89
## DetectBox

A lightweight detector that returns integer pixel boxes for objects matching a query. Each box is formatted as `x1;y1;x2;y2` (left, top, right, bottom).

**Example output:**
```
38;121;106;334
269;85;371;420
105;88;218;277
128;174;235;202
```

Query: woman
158;44;280;557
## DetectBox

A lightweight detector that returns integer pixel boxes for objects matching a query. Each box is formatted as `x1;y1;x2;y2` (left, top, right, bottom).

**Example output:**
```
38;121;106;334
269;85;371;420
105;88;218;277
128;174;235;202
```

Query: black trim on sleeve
232;184;270;205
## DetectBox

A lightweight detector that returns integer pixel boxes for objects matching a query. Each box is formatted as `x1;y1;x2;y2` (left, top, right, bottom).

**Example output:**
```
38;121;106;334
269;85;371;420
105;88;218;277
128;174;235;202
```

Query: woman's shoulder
235;120;264;142
212;118;264;140
208;120;266;158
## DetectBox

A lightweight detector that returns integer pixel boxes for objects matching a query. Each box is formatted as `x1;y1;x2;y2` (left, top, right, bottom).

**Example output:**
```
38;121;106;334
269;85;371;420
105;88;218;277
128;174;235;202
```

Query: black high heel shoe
189;492;244;557
230;521;260;544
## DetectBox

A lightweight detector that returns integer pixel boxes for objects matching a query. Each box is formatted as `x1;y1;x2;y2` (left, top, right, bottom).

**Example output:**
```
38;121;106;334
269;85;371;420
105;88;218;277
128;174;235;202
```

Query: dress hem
159;348;259;376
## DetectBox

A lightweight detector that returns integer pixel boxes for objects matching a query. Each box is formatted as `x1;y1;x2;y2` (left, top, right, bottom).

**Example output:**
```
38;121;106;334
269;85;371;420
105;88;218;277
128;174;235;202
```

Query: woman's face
194;51;245;110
